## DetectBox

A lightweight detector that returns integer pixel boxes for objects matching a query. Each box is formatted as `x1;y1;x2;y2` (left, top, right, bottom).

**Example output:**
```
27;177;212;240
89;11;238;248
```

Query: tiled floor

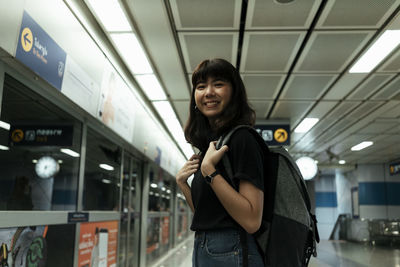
152;235;400;267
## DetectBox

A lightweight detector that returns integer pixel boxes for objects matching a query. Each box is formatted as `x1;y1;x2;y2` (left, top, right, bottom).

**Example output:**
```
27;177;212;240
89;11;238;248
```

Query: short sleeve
227;129;264;191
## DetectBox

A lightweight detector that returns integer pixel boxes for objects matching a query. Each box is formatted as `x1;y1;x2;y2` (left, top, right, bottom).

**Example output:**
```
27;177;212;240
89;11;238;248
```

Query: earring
194;105;198;110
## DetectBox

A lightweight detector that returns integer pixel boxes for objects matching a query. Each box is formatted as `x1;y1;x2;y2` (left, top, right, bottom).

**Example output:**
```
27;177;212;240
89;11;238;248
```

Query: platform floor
152;235;400;267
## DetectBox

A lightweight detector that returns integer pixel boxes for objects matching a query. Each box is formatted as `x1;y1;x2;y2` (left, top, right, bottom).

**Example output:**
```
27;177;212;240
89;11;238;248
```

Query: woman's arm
176;155;200;212
201;142;263;234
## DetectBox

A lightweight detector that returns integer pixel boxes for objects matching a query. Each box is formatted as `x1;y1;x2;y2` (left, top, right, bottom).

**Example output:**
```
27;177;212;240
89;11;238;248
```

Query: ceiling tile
358;120;399;134
242;74;285;99
173;100;190;126
371;75;400;100
170;0;241;30
179;32;238;72
317;0;399;29
249;100;273;119
291;101;360;150
347;74;395;100
281;74;337;100
240;32;306;72
246;0;321;29
295;31;373;72
323;73;368;100
270;100;314;127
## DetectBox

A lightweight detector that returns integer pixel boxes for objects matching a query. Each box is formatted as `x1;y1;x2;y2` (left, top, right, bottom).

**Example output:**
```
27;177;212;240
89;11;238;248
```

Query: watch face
35;156;59;179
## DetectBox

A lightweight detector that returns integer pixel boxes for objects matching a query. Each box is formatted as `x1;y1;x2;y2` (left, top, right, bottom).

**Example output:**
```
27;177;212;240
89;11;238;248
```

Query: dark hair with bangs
184;58;255;152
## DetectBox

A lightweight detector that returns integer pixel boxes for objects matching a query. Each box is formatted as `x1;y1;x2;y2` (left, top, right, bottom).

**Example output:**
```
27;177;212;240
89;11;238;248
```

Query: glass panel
83;128;121;210
159;215;170;254
148;166;172;212
146;216;160;264
0;75;81;211
118;155;130;267
128;158;141;267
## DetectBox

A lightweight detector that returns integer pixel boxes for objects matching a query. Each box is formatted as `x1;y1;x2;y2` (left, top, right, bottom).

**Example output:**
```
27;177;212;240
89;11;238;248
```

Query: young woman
176;58;265;266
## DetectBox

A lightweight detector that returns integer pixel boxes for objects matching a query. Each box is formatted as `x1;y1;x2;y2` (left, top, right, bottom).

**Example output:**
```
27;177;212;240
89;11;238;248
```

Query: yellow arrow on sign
274;128;288;143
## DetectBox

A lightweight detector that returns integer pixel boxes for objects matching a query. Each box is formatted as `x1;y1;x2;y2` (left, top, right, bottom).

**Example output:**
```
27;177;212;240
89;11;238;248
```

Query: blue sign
254;124;290;146
68;212;89;223
16;11;66;90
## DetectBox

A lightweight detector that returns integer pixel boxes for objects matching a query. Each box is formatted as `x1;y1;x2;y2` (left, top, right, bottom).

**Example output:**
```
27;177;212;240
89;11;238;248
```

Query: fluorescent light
32;159;38;163
99;163;114;171
58;160;63;164
135;74;167;100
164;117;184;140
339;160;346;165
350;30;400;73
0;145;9;150
102;179;111;184
60;148;80;157
0;121;10;130
351;141;373;151
150;183;158;188
294;118;319;133
87;0;131;32
110;33;153;74
153;101;176;119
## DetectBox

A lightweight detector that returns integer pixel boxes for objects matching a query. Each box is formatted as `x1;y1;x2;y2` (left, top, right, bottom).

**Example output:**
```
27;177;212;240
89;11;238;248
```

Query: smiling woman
176;58;265;267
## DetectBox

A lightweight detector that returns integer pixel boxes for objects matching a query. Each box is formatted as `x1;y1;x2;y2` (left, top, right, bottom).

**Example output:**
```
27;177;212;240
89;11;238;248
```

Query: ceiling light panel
153;101;177;120
294;118;319;133
110;33;153;75
350;30;400;73
351;141;374;151
135;74;167;101
86;0;131;32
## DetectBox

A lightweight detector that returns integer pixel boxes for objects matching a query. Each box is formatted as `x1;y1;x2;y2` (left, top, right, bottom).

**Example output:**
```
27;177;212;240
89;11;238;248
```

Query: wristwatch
205;170;219;185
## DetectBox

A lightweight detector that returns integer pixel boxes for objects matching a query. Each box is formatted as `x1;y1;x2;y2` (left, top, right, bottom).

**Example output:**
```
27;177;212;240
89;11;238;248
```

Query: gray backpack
217;125;319;267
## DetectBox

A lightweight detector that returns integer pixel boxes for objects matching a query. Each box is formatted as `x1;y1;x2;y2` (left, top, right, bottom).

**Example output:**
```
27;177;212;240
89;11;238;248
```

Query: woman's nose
205;85;215;96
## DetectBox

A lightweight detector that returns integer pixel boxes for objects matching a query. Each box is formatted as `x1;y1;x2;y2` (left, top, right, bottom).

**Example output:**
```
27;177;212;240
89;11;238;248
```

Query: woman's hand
201;141;229;176
176;154;200;185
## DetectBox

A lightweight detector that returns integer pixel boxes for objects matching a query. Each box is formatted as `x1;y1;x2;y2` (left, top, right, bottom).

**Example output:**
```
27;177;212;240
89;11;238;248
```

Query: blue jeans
192;228;264;267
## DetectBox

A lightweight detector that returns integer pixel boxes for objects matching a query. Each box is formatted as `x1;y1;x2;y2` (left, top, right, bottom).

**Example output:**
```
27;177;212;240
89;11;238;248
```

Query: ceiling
96;0;400;168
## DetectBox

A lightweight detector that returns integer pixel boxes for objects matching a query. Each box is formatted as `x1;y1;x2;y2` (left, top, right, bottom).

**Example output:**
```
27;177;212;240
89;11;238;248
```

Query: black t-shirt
190;128;264;231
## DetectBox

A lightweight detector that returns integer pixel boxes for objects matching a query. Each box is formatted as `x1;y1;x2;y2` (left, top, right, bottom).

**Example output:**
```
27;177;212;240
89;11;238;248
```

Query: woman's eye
215;83;224;87
196;84;205;90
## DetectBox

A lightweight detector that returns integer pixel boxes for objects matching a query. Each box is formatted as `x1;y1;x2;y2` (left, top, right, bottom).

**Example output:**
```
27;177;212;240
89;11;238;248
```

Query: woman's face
194;77;232;124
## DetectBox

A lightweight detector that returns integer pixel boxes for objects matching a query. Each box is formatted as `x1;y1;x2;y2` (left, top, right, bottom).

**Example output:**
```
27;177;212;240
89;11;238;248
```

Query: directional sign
254;124;290;146
9;125;73;146
16;11;66;90
389;162;400;176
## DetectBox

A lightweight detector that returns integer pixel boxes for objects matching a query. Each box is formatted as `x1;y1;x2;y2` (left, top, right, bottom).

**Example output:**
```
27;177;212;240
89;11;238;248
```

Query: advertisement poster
97;62;135;142
78;221;118;267
0;224;75;267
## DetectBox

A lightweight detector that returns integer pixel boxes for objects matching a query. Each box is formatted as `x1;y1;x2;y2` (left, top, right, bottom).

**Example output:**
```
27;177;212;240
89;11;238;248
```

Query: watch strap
205;170;219;184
